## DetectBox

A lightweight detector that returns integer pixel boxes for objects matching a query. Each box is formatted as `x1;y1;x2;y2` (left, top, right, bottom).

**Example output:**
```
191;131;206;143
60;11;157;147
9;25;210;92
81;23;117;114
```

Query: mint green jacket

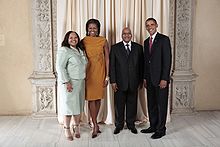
56;46;87;83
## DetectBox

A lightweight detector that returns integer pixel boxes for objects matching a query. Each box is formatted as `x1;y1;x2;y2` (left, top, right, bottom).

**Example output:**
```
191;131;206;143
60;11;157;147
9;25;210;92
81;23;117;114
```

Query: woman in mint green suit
56;31;87;141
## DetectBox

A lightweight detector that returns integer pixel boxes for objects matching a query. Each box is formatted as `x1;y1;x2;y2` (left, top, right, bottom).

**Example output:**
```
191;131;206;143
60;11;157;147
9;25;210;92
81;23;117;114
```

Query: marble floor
0;111;220;147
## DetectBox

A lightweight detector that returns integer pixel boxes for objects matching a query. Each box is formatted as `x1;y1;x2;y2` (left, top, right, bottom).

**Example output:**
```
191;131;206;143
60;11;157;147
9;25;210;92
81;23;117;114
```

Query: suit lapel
118;42;128;57
145;38;151;57
150;33;160;55
130;42;135;54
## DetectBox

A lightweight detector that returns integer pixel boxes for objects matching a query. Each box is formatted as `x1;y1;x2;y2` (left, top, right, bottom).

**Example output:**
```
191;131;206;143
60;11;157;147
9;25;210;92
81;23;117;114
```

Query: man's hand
111;83;118;92
159;80;167;89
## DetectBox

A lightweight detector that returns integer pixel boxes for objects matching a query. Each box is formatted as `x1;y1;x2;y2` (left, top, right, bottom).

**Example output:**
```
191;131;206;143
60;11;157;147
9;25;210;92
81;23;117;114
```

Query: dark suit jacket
144;33;172;86
109;41;144;91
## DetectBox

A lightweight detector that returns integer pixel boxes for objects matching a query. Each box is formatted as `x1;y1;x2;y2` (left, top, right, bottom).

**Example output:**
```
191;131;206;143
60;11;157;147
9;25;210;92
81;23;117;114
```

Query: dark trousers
147;80;169;133
114;89;138;129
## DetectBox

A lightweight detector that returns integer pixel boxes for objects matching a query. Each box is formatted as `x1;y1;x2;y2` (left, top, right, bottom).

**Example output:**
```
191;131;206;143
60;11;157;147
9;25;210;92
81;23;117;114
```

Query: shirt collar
123;41;131;47
150;32;157;40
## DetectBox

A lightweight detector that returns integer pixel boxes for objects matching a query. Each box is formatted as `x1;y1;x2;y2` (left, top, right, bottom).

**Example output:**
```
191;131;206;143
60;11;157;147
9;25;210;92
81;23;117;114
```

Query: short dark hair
61;31;82;50
146;17;158;24
86;19;101;36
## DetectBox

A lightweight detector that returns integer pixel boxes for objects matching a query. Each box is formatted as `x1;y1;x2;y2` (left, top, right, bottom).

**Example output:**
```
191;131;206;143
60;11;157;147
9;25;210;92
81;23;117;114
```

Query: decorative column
29;0;57;118
170;0;197;113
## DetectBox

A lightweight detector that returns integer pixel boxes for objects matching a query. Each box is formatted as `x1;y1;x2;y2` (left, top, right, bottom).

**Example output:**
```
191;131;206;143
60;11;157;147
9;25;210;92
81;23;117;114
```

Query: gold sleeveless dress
83;36;106;100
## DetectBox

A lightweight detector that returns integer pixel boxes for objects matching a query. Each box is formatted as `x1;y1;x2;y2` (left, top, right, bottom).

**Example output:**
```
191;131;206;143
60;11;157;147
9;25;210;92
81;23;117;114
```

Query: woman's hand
103;79;108;87
66;82;73;92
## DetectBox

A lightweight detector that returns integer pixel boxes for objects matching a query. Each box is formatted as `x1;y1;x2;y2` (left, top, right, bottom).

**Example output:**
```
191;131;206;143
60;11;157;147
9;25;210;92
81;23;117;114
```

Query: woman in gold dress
82;19;109;138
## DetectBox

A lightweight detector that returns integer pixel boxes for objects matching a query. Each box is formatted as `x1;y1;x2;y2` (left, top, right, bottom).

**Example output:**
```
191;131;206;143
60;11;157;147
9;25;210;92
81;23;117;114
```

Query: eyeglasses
122;33;131;36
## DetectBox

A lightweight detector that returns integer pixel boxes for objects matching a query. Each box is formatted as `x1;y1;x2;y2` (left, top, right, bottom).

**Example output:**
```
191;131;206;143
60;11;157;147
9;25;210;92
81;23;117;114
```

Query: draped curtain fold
57;0;169;124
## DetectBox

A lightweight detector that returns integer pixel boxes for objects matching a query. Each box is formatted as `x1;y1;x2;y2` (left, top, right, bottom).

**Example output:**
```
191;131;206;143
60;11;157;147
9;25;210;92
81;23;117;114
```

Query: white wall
193;0;220;110
0;0;33;115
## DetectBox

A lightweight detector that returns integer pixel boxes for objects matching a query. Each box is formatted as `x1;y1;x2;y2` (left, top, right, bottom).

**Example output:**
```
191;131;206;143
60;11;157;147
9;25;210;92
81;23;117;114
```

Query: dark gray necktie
125;44;130;55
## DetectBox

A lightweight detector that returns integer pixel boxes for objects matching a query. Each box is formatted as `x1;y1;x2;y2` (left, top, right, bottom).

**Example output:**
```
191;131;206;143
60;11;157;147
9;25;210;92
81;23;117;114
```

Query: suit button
149;61;151;63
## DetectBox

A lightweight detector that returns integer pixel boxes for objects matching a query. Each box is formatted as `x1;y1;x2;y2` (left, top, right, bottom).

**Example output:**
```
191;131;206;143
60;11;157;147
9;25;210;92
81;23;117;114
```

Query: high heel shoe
73;125;80;138
97;125;101;133
92;131;97;138
88;121;93;128
64;126;73;141
92;126;98;138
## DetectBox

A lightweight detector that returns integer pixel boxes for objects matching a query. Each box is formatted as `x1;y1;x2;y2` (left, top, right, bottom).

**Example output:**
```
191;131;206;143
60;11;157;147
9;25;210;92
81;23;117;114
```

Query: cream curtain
57;0;169;124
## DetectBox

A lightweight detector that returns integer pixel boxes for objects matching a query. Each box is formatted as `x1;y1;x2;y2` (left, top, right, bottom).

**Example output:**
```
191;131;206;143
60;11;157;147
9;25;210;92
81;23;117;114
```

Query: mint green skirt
59;79;85;115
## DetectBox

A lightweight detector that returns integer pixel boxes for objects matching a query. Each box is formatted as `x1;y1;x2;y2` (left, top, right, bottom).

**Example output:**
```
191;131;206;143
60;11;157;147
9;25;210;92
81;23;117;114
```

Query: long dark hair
61;31;83;50
86;19;101;36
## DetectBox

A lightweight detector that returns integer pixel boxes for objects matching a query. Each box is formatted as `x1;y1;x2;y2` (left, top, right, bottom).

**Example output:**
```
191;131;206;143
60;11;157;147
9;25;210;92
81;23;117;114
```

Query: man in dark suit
109;27;144;134
140;18;172;139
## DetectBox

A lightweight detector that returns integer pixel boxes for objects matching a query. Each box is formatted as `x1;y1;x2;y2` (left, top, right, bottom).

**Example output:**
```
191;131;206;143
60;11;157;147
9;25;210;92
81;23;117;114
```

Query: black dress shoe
113;127;122;134
130;127;138;134
151;132;166;139
140;127;156;133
